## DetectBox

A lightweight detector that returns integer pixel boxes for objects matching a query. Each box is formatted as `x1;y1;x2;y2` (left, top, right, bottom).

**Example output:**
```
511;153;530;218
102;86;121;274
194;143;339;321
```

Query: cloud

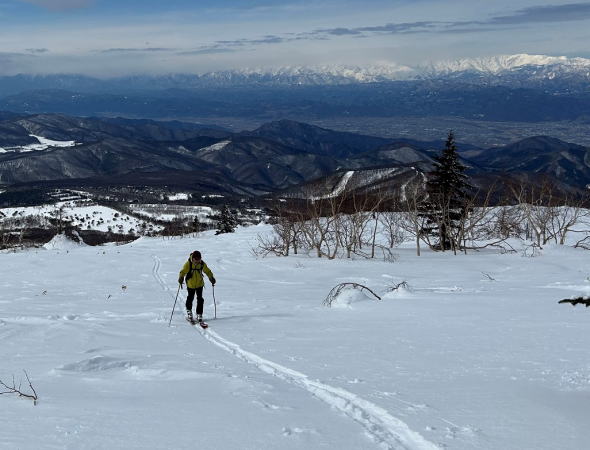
357;21;441;34
216;35;286;47
25;48;49;54
177;48;238;56
489;2;590;24
318;27;363;36
99;47;173;54
19;0;93;11
304;3;590;41
313;20;466;39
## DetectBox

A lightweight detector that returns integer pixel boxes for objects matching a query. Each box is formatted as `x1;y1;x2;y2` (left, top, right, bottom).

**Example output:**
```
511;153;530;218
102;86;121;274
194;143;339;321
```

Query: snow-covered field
1;225;590;449
0;135;79;154
129;204;215;223
2;202;161;234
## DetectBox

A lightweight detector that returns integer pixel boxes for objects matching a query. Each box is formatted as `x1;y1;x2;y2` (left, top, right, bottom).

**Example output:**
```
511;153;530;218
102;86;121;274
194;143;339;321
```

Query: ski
186;316;208;328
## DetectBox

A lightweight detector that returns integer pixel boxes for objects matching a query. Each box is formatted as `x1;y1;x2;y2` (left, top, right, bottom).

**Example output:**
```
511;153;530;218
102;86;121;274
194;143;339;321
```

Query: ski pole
168;284;181;327
212;284;217;319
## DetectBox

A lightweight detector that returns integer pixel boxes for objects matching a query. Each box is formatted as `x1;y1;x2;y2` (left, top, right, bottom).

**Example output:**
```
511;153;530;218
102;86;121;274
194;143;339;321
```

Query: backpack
185;259;205;284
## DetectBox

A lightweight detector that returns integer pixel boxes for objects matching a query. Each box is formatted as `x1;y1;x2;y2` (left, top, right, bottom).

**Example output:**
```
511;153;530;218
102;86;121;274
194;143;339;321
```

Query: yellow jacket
178;259;214;289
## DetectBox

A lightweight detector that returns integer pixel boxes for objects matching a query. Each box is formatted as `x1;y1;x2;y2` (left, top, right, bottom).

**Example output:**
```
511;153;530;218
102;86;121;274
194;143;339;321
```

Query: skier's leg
196;287;204;317
186;288;196;313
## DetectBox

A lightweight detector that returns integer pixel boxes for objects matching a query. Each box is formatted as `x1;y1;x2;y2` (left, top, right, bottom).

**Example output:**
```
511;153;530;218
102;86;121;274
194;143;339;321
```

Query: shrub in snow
382;281;412;299
323;283;381;307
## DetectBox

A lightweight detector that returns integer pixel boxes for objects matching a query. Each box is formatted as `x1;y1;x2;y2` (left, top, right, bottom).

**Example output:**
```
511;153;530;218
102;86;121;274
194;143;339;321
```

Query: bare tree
547;194;590;245
510;179;590;246
399;180;431;256
379;209;407;249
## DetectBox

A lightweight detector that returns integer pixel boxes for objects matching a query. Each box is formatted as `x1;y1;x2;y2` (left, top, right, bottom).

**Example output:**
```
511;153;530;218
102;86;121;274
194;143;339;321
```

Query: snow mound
43;233;86;250
329;287;375;309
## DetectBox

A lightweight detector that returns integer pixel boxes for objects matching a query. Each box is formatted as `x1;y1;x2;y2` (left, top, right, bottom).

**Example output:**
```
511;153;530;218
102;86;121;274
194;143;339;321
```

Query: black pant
186;287;204;315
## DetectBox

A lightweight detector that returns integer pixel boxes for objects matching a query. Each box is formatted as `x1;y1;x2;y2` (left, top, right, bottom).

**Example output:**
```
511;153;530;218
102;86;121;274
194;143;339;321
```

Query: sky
0;0;590;76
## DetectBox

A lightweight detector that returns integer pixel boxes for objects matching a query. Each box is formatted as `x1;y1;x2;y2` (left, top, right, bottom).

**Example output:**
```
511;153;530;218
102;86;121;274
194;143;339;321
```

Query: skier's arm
178;261;189;284
203;263;215;285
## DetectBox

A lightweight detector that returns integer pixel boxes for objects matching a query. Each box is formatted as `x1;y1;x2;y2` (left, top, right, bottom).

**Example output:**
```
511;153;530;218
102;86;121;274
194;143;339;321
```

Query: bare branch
386;281;409;292
324;282;381;307
559;297;590;307
0;371;38;405
481;272;496;281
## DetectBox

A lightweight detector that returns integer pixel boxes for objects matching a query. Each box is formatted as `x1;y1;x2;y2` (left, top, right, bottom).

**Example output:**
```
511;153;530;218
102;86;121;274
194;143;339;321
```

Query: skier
178;250;216;324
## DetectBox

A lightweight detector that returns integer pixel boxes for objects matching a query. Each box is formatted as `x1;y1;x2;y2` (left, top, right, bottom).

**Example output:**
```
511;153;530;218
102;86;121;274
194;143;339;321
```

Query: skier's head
190;250;201;262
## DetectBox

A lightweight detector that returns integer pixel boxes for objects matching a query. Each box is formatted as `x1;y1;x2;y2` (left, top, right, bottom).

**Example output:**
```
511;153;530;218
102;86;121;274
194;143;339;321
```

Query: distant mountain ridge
420;54;590;77
0;54;589;94
2;54;590;124
0;115;588;199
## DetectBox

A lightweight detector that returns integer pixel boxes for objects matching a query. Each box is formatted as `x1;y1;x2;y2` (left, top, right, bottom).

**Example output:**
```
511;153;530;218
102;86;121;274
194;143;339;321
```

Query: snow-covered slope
1;225;590;449
2;202;160;235
0;134;79;154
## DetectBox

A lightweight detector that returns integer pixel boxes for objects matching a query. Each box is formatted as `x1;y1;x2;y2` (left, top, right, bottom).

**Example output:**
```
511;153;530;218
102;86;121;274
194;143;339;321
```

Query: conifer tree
420;131;472;252
215;204;238;235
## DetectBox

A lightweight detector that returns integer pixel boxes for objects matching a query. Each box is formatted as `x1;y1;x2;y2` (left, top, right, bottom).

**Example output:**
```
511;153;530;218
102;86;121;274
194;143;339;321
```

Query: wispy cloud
19;0;94;10
301;3;590;41
490;2;590;24
99;47;173;54
25;48;49;54
4;1;590;76
177;47;238;56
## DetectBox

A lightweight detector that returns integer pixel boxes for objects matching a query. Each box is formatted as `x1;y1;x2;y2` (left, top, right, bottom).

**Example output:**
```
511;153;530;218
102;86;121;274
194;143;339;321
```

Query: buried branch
323;282;381;307
0;370;38;405
387;281;410;292
558;297;590;307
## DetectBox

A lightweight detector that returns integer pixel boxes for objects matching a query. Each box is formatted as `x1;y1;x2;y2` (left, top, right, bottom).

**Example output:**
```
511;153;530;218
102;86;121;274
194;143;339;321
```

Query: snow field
128;204;215;224
0;135;78;154
1;202;162;234
1;225;590;449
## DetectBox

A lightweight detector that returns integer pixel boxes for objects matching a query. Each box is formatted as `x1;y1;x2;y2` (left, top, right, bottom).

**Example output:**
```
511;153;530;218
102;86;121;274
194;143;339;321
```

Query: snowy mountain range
419;53;590;78
199;54;590;85
0;54;589;93
1;53;589;125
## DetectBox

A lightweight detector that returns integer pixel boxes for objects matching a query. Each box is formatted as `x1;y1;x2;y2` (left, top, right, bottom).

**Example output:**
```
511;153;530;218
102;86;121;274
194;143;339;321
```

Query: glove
178;278;184;286
211;277;216;286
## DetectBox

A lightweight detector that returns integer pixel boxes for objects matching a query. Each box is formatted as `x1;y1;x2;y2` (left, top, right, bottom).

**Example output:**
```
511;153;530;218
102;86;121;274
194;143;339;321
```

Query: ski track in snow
152;255;171;295
152;255;438;450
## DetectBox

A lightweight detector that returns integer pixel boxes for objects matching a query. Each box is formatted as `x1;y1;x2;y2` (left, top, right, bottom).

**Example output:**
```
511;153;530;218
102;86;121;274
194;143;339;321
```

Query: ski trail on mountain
151;255;437;449
152;256;169;294
198;327;439;450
